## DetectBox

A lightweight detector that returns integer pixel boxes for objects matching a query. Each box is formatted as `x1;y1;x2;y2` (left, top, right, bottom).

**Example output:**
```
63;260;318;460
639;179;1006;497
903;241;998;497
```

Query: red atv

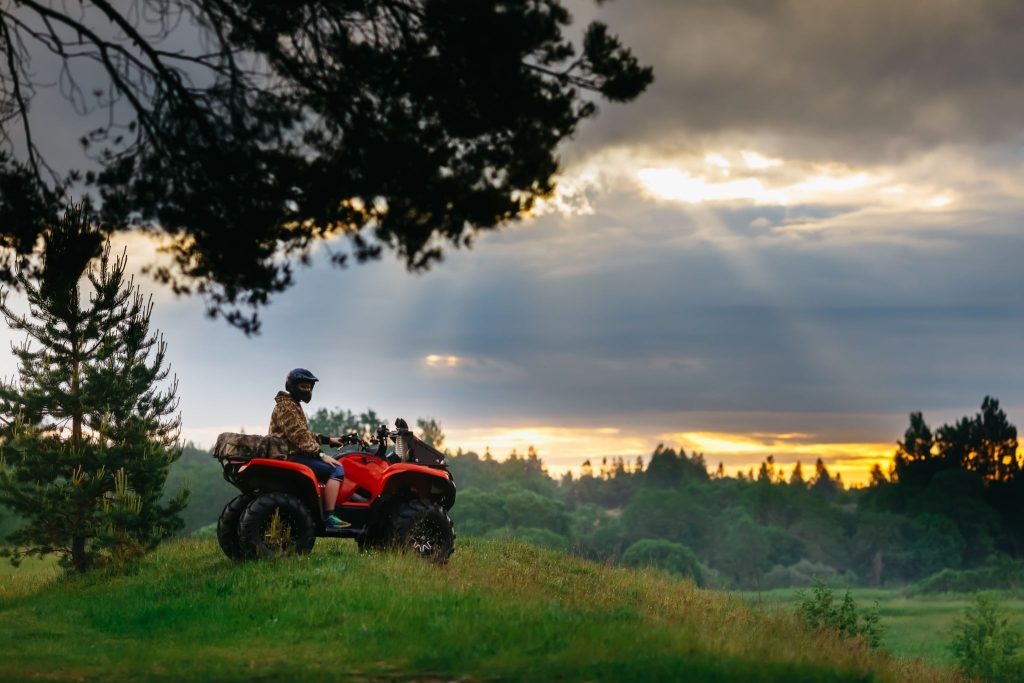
214;420;456;563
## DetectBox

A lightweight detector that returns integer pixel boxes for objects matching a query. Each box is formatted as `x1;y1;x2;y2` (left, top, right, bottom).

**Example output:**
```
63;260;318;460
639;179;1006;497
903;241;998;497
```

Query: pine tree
0;205;186;572
789;460;805;487
809;458;840;499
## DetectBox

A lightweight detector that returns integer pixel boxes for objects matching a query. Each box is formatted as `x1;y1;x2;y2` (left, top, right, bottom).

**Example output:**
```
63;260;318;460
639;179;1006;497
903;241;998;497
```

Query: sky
3;0;1024;485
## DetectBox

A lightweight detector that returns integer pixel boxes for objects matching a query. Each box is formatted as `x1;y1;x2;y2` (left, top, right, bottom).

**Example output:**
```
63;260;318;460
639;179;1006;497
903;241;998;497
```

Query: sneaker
325;515;350;531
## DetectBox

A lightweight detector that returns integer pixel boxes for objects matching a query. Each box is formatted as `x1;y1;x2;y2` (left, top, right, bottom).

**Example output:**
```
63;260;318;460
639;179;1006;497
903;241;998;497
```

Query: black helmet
285;368;319;403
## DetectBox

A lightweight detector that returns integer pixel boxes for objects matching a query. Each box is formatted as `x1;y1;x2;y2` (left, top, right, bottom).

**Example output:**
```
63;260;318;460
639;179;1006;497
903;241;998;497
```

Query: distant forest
448;396;1024;591
5;397;1020;590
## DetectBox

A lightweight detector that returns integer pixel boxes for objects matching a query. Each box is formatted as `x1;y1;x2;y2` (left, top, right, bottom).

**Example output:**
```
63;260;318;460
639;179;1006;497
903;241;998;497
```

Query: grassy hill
0;538;960;682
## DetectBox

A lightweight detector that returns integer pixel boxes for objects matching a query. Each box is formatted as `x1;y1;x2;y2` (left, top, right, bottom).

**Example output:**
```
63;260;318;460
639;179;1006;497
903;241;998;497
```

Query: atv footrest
320;527;364;539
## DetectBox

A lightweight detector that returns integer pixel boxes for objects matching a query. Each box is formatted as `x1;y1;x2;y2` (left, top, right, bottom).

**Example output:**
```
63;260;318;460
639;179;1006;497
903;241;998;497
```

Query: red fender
239;458;320;489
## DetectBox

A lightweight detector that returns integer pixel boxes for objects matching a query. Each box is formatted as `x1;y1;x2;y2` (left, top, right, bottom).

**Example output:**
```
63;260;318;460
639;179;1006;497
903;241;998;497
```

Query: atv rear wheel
239;492;317;558
217;493;254;560
391;500;455;564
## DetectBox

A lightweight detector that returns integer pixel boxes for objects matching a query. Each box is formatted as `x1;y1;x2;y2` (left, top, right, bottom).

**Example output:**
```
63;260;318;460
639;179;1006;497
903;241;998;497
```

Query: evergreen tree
0;205;186;572
580;459;594;478
646;444;684;488
963;396;1018;482
898;412;934;462
809;458;840;499
757;455;776;483
893;411;937;485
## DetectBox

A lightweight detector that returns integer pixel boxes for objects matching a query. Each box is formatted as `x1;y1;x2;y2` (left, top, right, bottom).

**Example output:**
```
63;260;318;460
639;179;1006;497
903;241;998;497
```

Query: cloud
420;353;524;381
567;0;1024;164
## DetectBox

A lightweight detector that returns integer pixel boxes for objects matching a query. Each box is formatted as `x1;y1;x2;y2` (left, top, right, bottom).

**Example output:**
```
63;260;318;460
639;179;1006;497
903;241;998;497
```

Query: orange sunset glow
441;425;896;487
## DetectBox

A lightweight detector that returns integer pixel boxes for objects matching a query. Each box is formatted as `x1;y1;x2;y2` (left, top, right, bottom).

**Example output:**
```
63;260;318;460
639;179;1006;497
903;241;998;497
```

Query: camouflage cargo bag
212;433;263;460
259;435;290;459
212;433;291;460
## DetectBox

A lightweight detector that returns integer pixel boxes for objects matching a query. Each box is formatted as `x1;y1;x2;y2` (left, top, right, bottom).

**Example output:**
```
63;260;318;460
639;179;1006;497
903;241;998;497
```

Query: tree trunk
71;339;81;448
871;550;884;587
71;535;88;573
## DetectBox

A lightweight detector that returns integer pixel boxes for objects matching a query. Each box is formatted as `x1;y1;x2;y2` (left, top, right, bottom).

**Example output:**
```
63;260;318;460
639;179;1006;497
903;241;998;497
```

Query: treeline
446;396;1024;590
449;445;856;588
74;396;1024;590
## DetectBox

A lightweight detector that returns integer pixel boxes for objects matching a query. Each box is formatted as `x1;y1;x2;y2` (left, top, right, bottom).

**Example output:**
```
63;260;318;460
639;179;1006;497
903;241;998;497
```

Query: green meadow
740;587;1024;668
0;538;959;683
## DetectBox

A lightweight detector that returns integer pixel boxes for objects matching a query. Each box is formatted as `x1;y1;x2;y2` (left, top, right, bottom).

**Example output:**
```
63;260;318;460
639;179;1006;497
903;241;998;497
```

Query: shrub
950;592;1024;683
621;539;702;584
912;556;1024;595
762;559;843;589
795;581;884;648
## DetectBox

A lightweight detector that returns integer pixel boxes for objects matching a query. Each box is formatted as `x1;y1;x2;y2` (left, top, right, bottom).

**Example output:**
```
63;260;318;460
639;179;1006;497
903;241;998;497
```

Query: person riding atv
269;368;350;531
212;375;456;563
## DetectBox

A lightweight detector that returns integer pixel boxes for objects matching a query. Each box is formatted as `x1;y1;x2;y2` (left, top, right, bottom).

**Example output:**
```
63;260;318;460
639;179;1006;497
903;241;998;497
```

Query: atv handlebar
331;419;412;463
338;432;364;447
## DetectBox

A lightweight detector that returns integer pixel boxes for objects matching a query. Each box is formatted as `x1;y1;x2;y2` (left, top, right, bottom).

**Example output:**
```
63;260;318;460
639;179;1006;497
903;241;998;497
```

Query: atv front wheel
239;492;317;558
391;500;455;564
217;493;253;560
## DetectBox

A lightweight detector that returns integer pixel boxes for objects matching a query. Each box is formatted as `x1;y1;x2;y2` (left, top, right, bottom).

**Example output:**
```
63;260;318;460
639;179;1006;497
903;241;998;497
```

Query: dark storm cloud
568;0;1024;162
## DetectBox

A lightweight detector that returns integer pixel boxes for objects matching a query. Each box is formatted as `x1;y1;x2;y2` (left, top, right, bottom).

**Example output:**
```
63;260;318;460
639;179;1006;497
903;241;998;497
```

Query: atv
213;419;456;563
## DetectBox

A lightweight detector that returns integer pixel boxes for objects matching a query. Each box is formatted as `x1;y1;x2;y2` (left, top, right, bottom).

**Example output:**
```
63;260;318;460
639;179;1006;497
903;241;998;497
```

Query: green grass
739;588;1024;667
0;538;960;682
0;554;60;597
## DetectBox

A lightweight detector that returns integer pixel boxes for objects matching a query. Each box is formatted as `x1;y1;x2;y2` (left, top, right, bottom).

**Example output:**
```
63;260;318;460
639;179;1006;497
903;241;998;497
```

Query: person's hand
321;454;342;467
327;436;344;448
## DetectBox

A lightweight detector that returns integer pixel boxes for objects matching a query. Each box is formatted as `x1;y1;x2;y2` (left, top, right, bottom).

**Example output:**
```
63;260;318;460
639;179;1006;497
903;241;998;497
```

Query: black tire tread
390;499;456;564
239;492;317;558
217;493;253;561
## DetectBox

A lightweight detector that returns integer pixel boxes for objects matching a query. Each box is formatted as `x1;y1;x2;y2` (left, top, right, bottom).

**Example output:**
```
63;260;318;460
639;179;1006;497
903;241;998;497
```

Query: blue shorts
290;455;344;482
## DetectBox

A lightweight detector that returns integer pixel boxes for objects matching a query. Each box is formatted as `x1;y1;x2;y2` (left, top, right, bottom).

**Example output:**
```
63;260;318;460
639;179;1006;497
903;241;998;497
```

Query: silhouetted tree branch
0;1;652;332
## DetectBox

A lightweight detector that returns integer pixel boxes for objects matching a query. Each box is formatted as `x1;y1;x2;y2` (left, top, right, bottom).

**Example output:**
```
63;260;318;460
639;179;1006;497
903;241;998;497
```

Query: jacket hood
275;391;296;404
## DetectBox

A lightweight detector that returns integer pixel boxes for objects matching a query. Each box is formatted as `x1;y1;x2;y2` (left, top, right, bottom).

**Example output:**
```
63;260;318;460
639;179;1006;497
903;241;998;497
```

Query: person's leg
322;465;346;523
291;457;341;518
323;478;341;513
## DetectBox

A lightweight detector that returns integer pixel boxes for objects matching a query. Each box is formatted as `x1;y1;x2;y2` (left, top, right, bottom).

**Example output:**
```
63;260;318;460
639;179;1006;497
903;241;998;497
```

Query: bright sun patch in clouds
637;168;784;204
540;145;965;226
424;354;461;368
741;150;782;170
636;162;885;207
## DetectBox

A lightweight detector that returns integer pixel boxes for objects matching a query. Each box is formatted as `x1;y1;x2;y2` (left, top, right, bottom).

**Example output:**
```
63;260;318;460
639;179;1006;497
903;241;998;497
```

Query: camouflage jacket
268;391;327;456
